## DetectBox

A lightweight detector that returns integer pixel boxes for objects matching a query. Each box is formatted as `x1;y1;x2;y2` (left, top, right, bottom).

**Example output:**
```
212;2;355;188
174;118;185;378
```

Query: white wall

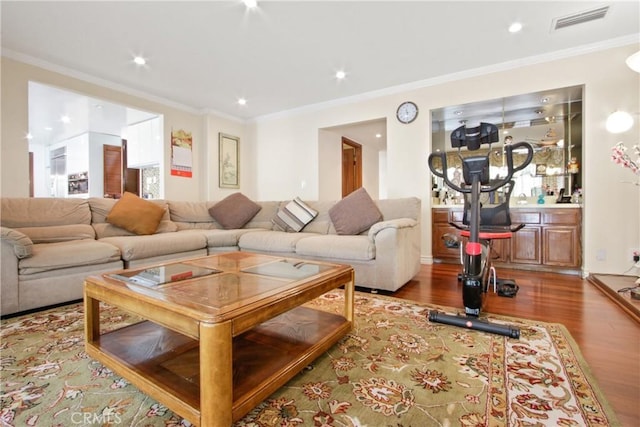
204;114;247;201
246;43;640;276
2;44;639;277
1;58;205;202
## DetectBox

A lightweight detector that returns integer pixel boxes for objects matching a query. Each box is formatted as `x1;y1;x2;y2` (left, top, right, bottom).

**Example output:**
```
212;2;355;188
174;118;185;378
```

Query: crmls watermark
70;412;122;425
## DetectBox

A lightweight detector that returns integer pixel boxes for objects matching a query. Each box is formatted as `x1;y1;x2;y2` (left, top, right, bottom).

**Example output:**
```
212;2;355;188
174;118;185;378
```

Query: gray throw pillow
272;197;318;232
329;188;383;235
209;193;261;229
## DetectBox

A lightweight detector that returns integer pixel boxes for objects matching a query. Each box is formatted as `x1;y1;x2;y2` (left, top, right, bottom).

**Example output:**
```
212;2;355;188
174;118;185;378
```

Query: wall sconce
606;111;634;134
626;50;640;73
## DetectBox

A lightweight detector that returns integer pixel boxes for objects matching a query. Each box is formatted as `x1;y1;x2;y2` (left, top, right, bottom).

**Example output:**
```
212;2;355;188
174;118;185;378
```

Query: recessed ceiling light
26;133;33;140
243;0;258;9
335;70;346;80
508;22;523;33
238;98;247;106
133;56;146;66
375;133;382;138
44;126;53;131
61;115;71;124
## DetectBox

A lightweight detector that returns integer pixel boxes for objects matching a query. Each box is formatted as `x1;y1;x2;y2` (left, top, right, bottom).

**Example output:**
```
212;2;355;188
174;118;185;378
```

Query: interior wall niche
431;85;583;199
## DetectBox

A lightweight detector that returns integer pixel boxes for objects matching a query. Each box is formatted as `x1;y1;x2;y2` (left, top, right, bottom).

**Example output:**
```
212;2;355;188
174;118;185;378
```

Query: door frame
341;137;362;197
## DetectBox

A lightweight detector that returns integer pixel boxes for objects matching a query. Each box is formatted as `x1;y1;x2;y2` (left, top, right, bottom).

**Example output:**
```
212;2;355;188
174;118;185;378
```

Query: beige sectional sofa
1;194;421;316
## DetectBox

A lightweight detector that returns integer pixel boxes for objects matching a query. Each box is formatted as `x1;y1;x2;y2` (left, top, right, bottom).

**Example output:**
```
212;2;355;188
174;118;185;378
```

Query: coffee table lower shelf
85;305;351;425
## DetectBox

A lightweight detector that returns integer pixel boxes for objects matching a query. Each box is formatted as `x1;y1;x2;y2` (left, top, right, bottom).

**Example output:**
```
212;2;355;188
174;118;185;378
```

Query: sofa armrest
366;218;421;291
367;218;418;240
1;226;33;259
1;231;22;315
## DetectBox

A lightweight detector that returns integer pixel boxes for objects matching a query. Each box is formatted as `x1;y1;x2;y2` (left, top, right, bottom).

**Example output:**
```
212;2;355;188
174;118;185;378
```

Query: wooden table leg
200;321;233;427
84;288;100;343
344;270;355;324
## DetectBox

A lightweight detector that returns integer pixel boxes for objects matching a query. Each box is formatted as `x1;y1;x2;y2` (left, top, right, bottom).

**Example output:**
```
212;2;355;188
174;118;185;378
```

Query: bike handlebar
428;141;534;194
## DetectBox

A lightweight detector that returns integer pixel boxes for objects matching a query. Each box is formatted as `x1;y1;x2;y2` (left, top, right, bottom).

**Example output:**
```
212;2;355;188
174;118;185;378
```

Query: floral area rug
1;291;618;426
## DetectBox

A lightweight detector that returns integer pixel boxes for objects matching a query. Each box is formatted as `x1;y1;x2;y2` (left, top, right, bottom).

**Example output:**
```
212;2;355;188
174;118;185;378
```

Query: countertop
432;200;582;209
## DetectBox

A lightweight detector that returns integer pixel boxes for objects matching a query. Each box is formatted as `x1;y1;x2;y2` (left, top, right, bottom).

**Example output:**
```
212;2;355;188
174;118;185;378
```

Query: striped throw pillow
272;197;318;232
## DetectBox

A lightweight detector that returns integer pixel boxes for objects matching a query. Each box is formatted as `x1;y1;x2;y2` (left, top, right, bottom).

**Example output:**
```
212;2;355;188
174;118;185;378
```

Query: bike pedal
497;281;519;297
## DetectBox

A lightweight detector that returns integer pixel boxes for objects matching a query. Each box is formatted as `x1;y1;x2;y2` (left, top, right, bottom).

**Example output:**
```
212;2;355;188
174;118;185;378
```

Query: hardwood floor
389;263;639;427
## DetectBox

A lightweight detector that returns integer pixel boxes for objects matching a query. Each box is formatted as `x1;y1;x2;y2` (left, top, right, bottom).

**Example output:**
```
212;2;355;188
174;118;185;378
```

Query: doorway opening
28;82;162;198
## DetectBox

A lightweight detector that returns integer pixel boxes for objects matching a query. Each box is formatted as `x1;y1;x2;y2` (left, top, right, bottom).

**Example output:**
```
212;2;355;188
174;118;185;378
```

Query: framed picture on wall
219;133;239;188
535;164;547;176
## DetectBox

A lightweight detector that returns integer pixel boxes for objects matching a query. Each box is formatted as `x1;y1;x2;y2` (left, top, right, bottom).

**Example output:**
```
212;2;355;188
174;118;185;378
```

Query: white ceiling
2;1;638;145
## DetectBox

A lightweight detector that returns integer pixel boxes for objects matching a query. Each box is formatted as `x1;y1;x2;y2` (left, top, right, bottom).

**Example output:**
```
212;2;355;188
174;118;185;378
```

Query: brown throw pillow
208;192;261;229
329;187;383;235
106;192;165;235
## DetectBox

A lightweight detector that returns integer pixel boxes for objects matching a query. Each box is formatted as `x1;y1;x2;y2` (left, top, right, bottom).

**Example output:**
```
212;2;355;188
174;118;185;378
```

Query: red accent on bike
460;230;512;239
466;242;482;255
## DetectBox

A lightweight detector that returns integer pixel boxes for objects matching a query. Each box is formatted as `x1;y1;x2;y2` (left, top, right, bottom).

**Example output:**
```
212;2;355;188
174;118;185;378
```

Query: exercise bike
427;122;533;338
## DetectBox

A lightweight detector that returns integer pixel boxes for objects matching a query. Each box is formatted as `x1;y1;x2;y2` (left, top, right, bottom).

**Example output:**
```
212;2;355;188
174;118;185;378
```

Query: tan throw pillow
106;192;165;235
329;187;383;235
208;193;261;229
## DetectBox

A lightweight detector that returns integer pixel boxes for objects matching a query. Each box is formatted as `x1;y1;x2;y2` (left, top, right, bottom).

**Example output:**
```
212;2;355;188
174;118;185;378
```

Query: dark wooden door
103;145;122;198
121;140;140;196
341;137;362;197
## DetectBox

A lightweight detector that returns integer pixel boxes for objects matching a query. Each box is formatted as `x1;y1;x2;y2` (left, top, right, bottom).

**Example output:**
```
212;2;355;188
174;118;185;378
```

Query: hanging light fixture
606;111;634;134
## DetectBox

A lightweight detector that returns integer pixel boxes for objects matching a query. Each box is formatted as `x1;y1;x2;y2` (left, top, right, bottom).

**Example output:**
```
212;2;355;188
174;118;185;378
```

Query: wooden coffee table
84;252;354;427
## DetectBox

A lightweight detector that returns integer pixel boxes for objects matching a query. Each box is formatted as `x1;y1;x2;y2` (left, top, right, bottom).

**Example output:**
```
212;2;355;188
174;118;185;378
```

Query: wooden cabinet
510;226;542;264
432;207;582;273
510;211;542;265
542;210;582;267
431;210;463;262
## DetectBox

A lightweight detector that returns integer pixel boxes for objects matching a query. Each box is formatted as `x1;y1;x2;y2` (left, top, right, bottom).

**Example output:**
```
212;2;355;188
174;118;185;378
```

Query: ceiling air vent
552;5;609;30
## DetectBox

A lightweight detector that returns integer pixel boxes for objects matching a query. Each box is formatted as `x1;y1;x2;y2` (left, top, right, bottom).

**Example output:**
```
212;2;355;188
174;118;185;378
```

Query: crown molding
4;33;638;125
253;34;639;123
1;48;209;118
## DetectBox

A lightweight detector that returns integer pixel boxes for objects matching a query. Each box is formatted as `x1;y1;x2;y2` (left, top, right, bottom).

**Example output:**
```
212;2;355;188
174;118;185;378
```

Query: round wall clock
396;101;418;124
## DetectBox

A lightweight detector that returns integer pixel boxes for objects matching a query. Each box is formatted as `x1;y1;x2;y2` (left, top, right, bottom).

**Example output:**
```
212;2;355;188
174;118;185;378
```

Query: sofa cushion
192;228;259;248
18;240;121;275
329;188;383;235
100;232;207;261
1;198;91;228
15;224;96;243
272;197;318;232
1;227;33;259
298;201;334;235
169;201;216;225
208;193;261;229
239;230;316;253
295;234;375;261
106;192;166;235
377;197;420;221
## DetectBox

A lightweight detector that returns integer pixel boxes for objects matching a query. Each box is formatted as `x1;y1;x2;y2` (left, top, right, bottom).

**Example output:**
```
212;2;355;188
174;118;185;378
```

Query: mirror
431;85;583;204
